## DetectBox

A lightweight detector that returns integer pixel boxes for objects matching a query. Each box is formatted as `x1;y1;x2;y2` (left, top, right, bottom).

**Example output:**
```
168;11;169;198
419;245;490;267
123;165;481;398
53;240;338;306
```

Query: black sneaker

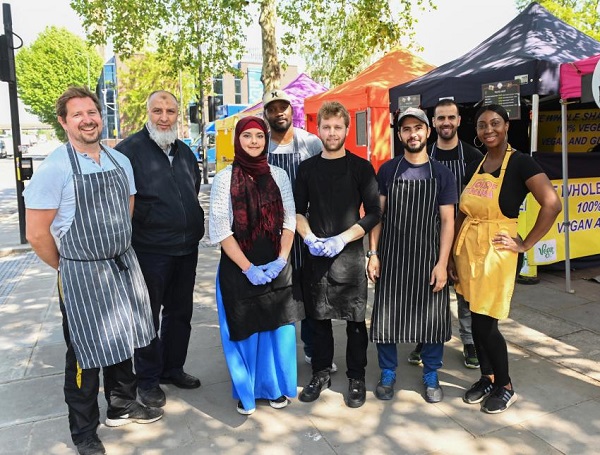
481;385;517;414
299;371;331;402
160;371;201;389
463;376;494;404
75;434;105;455
237;400;256;415
408;343;423;365
138;385;166;408
375;369;396;400
269;395;289;409
347;378;366;408
463;344;480;369
105;405;164;427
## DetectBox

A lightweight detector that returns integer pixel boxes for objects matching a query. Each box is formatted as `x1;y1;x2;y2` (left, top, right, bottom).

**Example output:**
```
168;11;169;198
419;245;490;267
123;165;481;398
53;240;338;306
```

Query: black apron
58;143;154;369
219;234;304;341
268;135;306;302
302;156;367;322
370;158;451;343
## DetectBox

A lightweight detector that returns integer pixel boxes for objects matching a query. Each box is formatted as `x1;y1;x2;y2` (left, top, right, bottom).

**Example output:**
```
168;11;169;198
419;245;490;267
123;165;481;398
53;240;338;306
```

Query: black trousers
60;299;137;444
471;311;511;387
308;317;368;380
134;250;198;389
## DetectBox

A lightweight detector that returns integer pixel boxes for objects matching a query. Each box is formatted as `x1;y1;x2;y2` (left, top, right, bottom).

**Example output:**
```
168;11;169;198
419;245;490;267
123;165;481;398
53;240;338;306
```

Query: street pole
2;3;26;244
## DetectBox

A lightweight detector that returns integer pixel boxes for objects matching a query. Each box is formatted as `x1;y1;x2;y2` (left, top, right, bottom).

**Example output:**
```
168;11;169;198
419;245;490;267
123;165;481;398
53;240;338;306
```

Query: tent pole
530;94;539;155
560;99;574;293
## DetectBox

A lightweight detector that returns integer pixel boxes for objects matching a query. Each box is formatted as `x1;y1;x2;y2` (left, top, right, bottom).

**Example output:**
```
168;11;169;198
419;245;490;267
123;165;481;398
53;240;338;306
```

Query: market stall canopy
559;54;600;100
241;73;328;128
390;2;600;108
305;47;434;112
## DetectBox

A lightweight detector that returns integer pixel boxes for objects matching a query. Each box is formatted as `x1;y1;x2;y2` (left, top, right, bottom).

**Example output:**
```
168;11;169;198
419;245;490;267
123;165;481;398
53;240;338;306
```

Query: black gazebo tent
390;2;600;111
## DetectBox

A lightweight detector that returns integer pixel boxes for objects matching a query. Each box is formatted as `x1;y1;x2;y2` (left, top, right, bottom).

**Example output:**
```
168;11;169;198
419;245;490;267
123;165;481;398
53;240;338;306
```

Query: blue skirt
216;272;298;411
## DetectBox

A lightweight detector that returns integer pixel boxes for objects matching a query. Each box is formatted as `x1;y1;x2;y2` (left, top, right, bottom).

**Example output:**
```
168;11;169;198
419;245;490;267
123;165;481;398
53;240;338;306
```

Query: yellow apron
454;149;518;320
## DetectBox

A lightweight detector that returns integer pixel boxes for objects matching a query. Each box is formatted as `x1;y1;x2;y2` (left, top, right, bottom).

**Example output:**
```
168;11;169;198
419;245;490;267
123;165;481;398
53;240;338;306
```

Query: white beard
147;121;178;149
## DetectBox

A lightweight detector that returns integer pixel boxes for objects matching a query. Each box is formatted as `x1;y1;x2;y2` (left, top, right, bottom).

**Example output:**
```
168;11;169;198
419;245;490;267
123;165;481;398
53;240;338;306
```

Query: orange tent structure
304;48;434;171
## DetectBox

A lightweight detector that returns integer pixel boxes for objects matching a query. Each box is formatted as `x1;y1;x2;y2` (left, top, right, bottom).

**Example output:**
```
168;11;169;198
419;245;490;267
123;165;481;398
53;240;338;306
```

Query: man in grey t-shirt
262;89;336;372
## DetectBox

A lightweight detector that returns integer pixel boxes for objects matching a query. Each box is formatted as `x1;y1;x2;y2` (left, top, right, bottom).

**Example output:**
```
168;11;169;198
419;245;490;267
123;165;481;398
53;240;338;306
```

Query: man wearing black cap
367;107;457;404
262;89;336;372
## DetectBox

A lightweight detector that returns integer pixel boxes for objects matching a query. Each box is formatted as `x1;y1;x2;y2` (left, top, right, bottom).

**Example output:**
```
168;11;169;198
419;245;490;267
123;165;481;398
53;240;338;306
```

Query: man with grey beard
116;90;205;409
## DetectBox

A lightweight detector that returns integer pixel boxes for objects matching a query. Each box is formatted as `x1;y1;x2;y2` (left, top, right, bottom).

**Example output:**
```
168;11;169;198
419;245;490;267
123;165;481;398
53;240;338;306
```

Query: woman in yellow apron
450;104;561;414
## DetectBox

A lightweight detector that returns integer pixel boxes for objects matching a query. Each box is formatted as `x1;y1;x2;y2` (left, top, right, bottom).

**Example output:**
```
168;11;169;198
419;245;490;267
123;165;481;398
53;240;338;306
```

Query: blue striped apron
58;143;154;369
431;142;465;215
268;134;304;269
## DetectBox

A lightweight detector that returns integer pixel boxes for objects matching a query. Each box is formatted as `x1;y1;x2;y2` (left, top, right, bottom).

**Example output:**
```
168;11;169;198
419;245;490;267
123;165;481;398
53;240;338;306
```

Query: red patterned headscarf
231;116;284;254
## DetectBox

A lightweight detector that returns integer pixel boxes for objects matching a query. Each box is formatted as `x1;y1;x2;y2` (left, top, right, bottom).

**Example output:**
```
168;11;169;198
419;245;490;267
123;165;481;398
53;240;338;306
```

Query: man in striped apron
24;87;161;455
368;108;457;403
408;99;483;369
263;89;336;372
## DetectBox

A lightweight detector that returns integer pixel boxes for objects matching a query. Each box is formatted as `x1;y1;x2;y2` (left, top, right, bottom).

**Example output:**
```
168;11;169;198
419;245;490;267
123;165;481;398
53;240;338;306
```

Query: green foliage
14;26;103;141
70;0;251;107
118;52;196;137
516;0;600;41
278;0;435;87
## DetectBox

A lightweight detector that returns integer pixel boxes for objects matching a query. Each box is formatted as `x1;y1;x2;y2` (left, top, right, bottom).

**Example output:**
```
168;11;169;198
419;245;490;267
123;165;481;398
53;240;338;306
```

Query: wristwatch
366;250;379;258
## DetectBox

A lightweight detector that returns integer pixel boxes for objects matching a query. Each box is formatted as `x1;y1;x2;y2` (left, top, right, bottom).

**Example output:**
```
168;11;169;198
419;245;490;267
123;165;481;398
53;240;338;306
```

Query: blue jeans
456;292;474;345
377;342;444;375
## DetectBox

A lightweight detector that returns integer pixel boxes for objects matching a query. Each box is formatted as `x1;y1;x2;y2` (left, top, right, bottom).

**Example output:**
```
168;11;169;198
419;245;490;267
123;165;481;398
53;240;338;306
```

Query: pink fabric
560;54;600;100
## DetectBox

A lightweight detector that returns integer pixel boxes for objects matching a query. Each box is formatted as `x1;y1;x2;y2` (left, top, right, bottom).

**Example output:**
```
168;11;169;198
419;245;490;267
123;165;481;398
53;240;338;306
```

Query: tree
516;0;600;41
118;52;196;137
71;0;434;93
14;26;104;140
280;0;435;87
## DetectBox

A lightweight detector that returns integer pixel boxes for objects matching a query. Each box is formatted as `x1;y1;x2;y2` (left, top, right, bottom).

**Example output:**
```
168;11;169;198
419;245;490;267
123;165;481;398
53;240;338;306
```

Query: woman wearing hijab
209;116;304;415
449;104;561;414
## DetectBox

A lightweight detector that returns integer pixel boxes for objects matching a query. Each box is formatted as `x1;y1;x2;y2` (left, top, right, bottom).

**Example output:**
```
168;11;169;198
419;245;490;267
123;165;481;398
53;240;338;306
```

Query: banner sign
538;109;600;152
518;177;600;265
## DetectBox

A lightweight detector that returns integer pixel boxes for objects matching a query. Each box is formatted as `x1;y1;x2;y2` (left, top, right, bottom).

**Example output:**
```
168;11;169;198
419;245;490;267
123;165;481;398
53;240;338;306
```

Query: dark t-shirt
427;140;483;165
464;150;544;218
377;156;458;207
294;151;381;236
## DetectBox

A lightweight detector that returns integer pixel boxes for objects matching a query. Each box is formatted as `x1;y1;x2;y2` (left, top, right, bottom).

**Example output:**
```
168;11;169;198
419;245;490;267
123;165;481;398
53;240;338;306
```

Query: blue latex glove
242;264;272;286
304;233;326;256
262;257;287;280
322;235;346;258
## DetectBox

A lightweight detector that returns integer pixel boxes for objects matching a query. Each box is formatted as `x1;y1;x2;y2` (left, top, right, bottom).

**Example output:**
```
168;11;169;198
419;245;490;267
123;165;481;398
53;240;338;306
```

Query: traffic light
208;96;216;122
189;102;198;124
0;34;16;82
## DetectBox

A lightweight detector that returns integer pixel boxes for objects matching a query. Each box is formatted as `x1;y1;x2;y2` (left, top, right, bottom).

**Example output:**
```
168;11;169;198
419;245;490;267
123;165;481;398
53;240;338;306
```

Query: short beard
437;128;457;140
402;140;427;154
268;118;292;133
147;121;178;149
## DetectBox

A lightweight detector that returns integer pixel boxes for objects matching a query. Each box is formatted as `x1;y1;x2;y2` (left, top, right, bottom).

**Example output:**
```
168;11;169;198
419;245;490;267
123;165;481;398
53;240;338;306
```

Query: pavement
1;150;600;454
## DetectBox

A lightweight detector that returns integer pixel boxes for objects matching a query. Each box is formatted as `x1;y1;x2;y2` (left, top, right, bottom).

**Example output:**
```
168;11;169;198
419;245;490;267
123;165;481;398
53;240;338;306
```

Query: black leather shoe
346;378;366;408
138;385;166;407
299;371;331;402
160;371;201;389
75;434;106;455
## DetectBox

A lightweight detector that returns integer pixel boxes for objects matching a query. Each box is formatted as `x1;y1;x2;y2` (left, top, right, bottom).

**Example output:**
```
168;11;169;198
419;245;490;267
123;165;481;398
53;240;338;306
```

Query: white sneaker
304;355;338;373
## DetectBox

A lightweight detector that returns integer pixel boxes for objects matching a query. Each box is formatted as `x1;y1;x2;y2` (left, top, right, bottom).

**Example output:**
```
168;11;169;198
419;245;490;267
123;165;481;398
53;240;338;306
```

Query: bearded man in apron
24;87;161;455
408;99;484;369
295;102;381;409
368;108;457;403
